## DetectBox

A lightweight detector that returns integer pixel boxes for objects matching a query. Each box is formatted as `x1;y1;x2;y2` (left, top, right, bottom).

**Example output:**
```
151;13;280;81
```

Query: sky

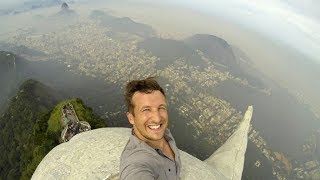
0;0;27;7
1;0;319;63
157;0;320;64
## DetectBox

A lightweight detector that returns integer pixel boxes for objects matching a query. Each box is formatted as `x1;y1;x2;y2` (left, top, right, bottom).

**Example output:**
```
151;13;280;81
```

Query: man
120;77;181;180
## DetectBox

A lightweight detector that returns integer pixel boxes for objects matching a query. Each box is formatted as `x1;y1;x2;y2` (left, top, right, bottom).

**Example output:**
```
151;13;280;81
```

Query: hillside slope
0;79;58;179
0;79;106;179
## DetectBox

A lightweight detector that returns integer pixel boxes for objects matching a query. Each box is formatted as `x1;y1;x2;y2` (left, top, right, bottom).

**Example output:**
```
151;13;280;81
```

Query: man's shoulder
120;137;161;179
120;137;159;165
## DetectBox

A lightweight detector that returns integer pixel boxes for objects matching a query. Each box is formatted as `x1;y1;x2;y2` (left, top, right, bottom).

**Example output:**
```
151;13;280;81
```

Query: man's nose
151;110;161;123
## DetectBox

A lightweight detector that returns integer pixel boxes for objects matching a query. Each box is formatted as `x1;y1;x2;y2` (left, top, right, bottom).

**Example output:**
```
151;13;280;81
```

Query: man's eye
159;107;167;110
142;108;150;112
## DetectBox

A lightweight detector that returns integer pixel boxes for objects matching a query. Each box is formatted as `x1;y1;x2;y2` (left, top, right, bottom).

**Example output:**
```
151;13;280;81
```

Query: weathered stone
205;106;253;180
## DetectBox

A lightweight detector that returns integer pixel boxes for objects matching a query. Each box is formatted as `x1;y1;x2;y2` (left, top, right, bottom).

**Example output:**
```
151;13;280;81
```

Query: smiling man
120;77;181;180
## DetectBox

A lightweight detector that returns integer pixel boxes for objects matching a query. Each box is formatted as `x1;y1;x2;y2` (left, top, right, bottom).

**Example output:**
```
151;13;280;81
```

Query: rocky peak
61;2;69;11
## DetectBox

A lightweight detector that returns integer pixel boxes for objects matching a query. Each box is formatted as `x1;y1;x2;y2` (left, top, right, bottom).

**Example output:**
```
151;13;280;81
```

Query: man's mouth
148;124;161;130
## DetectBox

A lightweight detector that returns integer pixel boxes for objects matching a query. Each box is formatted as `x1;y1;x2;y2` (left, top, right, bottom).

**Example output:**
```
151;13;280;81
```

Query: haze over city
0;0;319;179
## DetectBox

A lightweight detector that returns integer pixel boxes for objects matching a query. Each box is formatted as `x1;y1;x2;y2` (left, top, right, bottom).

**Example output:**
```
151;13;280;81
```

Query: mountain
90;10;155;37
0;79;106;179
0;0;63;15
185;34;265;88
0;79;59;179
0;51;32;76
56;2;77;17
46;98;106;140
21;98;106;179
185;34;239;72
0;44;46;58
0;51;30;111
0;51;17;73
137;37;205;68
61;2;69;10
137;35;242;70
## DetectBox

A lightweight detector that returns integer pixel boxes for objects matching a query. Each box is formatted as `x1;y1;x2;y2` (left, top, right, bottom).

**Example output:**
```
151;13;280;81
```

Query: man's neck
145;137;166;150
146;137;175;160
132;128;175;160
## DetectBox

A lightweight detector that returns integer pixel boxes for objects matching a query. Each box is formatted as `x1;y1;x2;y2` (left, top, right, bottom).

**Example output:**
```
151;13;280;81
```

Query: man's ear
126;112;135;125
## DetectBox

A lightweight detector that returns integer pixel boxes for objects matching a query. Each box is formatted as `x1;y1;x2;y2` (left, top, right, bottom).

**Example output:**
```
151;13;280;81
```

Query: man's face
127;90;168;143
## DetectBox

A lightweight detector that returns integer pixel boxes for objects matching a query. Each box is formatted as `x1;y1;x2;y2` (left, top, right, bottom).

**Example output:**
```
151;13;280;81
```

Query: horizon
0;1;320;179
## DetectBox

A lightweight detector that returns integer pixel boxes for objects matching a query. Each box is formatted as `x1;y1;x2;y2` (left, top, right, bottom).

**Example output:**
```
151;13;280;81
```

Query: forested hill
0;51;26;110
0;79;58;179
0;79;106;179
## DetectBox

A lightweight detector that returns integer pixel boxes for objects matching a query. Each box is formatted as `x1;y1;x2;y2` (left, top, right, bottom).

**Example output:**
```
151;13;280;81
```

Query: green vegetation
0;79;58;179
20;111;56;180
47;98;106;138
0;79;106;180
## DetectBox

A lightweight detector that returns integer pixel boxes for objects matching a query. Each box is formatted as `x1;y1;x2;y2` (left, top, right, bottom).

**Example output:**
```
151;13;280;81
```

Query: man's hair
125;77;165;115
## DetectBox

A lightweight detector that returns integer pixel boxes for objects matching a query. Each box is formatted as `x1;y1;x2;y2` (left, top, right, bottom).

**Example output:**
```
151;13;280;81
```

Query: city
6;18;320;179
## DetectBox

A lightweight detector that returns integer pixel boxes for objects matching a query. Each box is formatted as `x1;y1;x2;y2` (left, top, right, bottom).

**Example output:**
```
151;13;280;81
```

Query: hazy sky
157;0;320;63
0;0;28;7
1;0;319;63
